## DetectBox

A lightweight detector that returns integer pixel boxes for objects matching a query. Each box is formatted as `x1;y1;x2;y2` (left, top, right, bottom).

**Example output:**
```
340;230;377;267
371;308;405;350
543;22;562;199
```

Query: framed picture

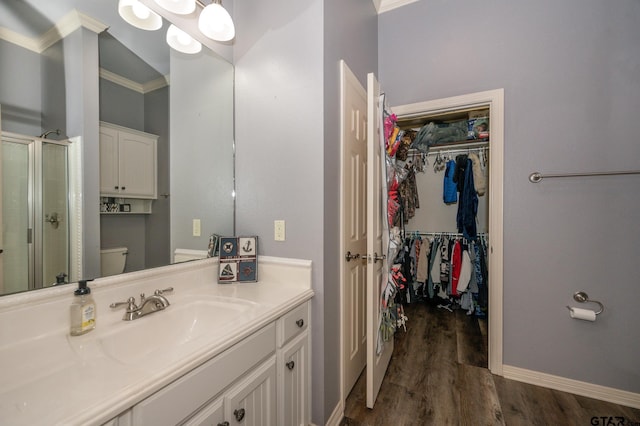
218;236;258;283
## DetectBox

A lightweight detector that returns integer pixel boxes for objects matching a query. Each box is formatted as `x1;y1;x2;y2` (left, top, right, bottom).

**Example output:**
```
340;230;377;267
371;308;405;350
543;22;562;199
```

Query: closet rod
427;146;488;157
528;170;640;183
428;141;488;152
408;145;488;157
410;231;488;238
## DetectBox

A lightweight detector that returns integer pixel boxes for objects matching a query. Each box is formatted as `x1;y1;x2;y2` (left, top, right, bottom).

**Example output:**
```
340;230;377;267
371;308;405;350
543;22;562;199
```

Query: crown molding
374;0;419;14
0;27;40;53
100;69;169;94
143;75;171;93
0;9;107;53
100;69;143;93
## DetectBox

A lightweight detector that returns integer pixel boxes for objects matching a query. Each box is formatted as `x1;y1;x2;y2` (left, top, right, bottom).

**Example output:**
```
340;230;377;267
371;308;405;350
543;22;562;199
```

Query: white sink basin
98;298;257;365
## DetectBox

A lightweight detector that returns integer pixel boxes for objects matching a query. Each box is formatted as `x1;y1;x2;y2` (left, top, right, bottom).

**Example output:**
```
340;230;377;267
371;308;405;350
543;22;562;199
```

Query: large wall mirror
0;0;235;296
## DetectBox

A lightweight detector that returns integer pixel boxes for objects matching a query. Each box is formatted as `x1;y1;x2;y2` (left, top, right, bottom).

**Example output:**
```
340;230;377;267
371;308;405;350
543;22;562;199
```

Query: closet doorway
391;89;504;375
339;83;504;416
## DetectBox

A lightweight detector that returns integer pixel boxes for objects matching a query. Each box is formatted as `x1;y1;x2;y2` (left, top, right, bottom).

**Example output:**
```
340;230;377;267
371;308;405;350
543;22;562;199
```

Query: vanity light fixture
166;24;202;54
198;0;235;42
119;0;235;54
118;0;163;31
153;0;196;15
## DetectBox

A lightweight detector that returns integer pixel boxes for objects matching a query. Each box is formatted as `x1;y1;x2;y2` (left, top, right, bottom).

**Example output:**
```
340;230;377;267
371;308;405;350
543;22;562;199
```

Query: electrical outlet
193;219;201;237
274;220;285;241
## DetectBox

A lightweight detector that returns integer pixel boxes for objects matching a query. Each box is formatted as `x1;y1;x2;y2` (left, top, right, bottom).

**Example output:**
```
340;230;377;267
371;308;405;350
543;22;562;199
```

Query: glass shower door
2;140;30;294
41;141;69;288
1;134;70;294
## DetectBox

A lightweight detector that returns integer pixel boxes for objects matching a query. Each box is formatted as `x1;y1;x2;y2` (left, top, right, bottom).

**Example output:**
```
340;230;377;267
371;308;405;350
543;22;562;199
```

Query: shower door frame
2;131;72;291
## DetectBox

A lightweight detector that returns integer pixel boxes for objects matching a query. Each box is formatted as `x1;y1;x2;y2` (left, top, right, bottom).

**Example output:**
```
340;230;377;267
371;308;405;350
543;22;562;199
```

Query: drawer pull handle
217;422;230;426
234;408;246;422
296;319;304;328
286;360;295;370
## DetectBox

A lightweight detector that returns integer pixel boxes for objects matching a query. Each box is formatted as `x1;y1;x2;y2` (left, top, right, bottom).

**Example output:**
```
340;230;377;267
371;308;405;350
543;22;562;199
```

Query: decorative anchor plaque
218;236;258;283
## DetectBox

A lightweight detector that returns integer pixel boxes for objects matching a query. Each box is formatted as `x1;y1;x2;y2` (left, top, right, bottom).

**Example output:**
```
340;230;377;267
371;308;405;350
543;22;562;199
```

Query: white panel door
340;60;368;399
365;73;393;408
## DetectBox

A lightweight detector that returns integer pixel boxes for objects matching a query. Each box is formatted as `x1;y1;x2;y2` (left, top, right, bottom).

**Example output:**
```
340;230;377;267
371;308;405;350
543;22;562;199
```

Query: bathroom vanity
0;256;313;426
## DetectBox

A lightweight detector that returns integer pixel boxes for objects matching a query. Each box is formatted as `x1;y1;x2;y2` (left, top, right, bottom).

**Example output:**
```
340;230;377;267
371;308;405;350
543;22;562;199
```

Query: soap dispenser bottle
70;279;96;336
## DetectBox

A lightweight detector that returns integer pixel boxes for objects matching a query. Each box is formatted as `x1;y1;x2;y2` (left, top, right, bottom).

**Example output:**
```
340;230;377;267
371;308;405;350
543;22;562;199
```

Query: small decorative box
218;236;258;283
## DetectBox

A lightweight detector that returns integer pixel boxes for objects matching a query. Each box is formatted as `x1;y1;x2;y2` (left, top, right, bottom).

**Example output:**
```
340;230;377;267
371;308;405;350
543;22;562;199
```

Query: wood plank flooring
342;302;640;426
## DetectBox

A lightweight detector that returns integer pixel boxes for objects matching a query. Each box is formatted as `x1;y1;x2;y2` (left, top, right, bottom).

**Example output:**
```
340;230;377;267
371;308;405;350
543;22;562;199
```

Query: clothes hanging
456;157;478;239
443;160;458;204
397;233;489;317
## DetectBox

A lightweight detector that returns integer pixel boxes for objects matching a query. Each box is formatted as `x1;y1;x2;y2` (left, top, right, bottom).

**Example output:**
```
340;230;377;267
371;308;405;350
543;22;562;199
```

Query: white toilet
100;247;128;277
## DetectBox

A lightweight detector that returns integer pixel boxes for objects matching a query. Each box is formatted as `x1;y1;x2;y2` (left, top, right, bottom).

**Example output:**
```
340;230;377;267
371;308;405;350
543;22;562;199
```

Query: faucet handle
154;287;174;296
110;297;138;312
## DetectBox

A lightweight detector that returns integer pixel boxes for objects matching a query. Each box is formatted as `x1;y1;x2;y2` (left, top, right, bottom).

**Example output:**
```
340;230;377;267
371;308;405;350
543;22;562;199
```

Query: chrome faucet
110;287;173;321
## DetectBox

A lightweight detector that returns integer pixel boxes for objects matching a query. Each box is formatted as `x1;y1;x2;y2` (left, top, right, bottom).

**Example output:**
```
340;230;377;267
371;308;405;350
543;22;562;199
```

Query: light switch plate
193;219;201;237
274;220;285;241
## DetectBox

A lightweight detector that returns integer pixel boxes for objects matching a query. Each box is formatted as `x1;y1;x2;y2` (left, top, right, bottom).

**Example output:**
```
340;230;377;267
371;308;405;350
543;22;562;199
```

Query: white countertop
0;256;313;426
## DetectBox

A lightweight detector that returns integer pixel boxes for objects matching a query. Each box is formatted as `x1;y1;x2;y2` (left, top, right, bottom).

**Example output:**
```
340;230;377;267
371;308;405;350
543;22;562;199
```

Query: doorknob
370;252;386;263
345;251;362;262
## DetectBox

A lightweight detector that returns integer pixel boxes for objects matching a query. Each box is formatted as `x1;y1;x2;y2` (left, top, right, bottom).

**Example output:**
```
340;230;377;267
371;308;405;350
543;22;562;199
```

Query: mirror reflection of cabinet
99;122;158;199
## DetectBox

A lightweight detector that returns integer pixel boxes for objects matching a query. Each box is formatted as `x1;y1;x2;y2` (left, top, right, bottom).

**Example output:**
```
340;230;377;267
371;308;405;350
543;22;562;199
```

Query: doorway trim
391;88;504;375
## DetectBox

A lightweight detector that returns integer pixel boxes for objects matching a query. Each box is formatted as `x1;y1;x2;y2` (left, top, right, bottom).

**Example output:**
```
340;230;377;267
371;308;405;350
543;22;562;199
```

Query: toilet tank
100;247;128;277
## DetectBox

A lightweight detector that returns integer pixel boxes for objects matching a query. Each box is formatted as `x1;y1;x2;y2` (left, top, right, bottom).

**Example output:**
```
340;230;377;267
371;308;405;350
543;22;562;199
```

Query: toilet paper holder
566;291;604;315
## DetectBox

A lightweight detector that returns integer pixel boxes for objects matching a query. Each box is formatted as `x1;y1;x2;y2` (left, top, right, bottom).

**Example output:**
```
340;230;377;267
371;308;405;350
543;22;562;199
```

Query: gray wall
379;0;640;393
170;49;235;254
145;86;171;268
233;0;325;421
234;0;377;423
323;0;378;422
41;41;66;136
99;79;145;130
0;40;44;135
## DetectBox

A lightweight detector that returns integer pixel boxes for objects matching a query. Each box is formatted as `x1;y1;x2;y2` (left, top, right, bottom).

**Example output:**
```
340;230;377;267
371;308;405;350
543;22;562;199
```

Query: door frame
339;85;505;418
391;88;504;375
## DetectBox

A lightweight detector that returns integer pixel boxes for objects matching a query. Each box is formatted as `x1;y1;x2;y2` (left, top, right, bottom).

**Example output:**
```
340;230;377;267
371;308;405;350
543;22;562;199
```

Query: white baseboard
323;399;344;426
503;365;640;409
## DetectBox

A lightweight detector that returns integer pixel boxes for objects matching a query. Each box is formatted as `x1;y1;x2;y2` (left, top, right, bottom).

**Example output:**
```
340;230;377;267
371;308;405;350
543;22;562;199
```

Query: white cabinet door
117;131;156;198
99;126;120;195
278;332;309;426
225;357;277;426
99;123;157;199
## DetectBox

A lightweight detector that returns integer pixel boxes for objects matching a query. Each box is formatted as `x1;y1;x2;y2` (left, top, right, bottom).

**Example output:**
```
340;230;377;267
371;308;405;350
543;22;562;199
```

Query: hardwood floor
343;302;640;426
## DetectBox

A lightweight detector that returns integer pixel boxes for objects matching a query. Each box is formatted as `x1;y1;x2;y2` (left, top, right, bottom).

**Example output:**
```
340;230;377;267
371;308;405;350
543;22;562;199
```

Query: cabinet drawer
182;396;224;426
277;302;309;348
133;323;276;426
